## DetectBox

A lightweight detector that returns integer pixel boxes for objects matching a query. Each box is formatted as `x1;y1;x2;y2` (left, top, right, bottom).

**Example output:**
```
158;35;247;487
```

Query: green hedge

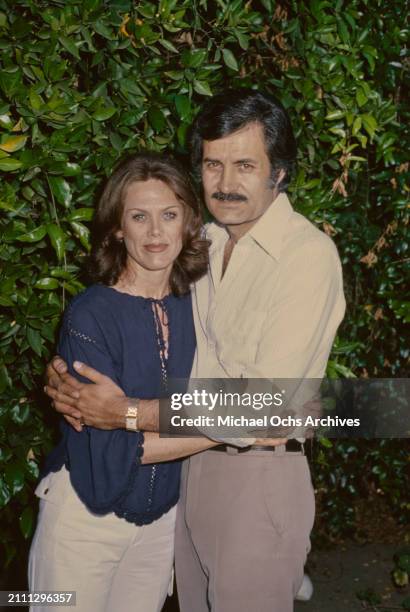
0;0;408;565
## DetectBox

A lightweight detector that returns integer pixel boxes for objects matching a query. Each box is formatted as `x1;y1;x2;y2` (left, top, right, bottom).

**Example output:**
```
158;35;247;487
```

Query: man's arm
45;358;160;432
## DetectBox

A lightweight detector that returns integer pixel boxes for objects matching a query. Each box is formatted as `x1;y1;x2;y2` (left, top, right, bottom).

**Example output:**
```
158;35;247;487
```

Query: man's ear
276;168;286;187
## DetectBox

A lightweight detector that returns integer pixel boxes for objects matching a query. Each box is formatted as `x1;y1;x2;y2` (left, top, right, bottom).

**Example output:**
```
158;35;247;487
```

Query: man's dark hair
190;88;297;192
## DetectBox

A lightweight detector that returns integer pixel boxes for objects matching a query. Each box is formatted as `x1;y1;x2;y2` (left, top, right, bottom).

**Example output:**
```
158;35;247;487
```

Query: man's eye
205;161;219;169
163;211;177;220
240;163;253;169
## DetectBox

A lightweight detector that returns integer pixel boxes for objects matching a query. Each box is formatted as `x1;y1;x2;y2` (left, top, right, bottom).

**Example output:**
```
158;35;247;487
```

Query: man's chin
208;205;247;225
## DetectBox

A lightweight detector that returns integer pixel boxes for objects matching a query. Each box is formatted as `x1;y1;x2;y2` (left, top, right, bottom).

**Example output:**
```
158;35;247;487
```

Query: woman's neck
114;265;171;299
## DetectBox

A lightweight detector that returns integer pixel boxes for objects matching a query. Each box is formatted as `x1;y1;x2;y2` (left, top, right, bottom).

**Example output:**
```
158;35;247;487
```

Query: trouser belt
210;439;304;454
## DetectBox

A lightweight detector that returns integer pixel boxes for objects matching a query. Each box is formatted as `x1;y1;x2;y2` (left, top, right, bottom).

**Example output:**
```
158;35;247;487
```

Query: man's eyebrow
202;157;258;164
235;158;258;164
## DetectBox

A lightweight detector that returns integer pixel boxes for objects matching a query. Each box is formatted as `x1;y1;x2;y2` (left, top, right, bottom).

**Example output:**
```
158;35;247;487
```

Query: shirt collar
206;192;293;261
247;192;293;261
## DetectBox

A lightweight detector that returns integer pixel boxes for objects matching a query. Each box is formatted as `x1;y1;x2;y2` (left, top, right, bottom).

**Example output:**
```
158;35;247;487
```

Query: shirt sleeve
242;237;346;438
247;237;346;380
59;298;144;514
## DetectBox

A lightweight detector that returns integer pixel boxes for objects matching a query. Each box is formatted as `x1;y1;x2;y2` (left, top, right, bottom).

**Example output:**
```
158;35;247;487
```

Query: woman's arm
141;433;219;463
141;434;287;463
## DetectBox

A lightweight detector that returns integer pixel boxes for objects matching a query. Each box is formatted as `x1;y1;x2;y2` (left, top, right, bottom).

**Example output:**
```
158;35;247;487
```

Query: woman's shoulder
63;284;126;332
67;284;114;314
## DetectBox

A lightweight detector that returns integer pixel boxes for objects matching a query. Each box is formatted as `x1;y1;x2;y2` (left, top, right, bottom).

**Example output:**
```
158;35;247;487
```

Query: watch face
125;416;138;431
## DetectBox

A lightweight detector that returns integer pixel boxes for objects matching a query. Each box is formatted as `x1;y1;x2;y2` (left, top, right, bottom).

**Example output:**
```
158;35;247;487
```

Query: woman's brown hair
88;152;209;296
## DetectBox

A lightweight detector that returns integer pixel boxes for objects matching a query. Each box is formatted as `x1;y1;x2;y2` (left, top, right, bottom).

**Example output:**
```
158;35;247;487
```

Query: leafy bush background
0;0;408;568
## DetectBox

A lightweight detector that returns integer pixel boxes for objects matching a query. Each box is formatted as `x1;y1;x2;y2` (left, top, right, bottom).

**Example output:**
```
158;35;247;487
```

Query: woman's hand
253;438;287;446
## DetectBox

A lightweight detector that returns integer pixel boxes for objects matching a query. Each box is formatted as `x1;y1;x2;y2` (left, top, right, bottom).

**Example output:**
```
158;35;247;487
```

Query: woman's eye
132;213;145;221
163;211;177;220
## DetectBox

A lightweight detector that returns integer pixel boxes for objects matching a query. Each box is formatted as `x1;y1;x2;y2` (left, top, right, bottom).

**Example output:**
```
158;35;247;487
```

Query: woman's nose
148;218;161;237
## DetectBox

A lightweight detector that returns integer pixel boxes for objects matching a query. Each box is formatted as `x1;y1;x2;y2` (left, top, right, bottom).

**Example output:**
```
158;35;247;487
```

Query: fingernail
73;361;83;370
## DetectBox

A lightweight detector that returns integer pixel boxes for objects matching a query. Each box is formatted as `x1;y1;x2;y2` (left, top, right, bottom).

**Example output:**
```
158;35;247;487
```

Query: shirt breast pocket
214;308;267;377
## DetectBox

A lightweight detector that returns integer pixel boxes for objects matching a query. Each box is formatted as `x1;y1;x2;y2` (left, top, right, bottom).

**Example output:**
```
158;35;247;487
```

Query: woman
29;152;211;612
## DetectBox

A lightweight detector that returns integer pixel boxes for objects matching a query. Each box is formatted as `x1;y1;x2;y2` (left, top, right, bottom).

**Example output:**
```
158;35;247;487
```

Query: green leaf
319;437;333;448
59;36;81;60
0;364;12;394
48;176;72;207
92;107;116;121
0;157;23;171
46;223;66;261
235;31;249;50
17;226;47;242
356;89;368;107
159;39;179;54
193;80;212;96
0;113;13;129
174;95;191;120
148;106;166;131
362;114;378;138
19;506;34;539
68;207;94;222
70;221;90;250
93;21;113;39
4;464;25;495
222;48;239;71
26;327;43;356
325;110;345;120
34;277;60;290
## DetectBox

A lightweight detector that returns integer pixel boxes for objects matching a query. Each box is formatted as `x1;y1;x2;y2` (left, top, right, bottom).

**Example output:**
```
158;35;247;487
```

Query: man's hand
45;356;84;431
45;358;127;430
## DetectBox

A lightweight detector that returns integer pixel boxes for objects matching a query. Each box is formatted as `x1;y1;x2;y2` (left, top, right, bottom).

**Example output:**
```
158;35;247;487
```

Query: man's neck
225;189;280;242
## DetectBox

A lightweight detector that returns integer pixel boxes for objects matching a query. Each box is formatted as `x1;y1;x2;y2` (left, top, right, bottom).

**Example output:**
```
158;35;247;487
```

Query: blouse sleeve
59;296;144;514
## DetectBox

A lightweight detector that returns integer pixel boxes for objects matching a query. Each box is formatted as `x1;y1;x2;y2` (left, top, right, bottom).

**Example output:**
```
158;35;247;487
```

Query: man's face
201;122;282;237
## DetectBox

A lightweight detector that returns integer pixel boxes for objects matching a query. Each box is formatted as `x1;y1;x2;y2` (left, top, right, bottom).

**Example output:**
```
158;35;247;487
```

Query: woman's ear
115;229;124;240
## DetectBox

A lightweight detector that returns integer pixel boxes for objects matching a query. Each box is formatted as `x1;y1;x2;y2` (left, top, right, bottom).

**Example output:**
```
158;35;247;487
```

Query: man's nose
217;166;236;193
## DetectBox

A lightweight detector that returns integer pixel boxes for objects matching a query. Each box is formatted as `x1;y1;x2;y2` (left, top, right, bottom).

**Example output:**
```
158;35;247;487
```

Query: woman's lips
144;243;168;253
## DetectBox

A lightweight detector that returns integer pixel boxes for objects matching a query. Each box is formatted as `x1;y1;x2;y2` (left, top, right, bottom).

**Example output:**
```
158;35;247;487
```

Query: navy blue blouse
43;284;196;525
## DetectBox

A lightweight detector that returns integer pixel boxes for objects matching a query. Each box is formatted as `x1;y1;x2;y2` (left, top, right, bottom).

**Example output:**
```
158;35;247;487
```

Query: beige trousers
175;446;315;612
28;466;176;612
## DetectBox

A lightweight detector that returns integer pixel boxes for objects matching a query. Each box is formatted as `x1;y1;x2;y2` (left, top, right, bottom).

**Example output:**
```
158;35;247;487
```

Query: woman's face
116;178;185;275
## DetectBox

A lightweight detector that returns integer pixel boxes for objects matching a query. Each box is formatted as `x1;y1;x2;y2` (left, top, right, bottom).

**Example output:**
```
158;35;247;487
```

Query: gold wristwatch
125;400;139;431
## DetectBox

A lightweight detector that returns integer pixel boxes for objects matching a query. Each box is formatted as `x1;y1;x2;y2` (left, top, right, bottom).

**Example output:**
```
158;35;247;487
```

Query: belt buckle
226;445;239;455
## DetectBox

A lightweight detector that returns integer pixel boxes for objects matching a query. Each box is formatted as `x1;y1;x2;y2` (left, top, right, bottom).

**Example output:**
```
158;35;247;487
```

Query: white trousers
28;467;176;612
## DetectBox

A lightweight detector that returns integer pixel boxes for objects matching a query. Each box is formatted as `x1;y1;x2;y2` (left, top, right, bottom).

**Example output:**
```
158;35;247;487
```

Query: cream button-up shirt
188;193;345;442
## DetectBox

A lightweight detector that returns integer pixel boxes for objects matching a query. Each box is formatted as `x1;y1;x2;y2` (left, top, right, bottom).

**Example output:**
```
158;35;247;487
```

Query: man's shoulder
285;211;341;262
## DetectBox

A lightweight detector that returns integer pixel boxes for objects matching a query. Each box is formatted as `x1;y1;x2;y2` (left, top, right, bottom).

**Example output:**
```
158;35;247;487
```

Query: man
46;89;345;611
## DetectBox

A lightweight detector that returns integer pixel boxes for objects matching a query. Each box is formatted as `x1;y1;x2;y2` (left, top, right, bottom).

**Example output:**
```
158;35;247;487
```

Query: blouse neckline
98;284;174;303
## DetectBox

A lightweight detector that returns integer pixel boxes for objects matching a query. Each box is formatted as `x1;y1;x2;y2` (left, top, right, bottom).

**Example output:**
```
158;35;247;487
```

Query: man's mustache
211;192;248;202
